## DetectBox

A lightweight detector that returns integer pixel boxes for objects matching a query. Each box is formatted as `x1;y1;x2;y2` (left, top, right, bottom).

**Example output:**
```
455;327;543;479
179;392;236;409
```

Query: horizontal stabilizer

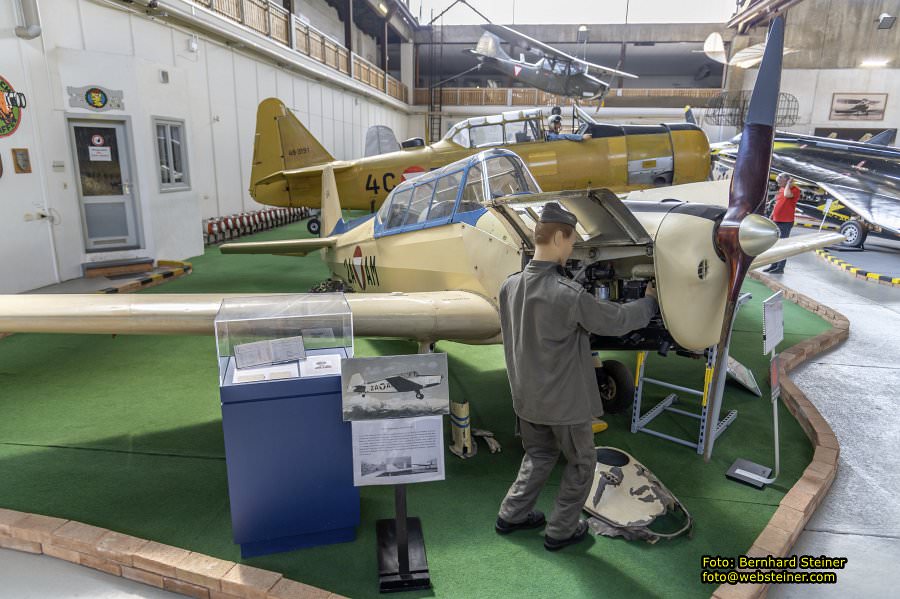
220;237;338;257
751;231;846;268
254;161;353;187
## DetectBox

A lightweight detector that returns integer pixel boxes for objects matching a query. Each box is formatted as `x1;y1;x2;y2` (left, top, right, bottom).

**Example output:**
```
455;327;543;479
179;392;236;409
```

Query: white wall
0;0;409;293
740;68;900;136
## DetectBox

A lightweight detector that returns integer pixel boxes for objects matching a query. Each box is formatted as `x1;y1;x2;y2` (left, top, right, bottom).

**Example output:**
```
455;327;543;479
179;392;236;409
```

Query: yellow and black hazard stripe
815;250;900;286
796;222;840;231
99;261;193;294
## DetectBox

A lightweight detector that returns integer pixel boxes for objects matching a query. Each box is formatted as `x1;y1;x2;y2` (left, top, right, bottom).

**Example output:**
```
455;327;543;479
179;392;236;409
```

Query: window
428;171;462;221
504;120;540;144
469;124;503;148
458;165;485;213
383;188;412;230
406;181;435;225
154;118;189;190
485;156;538;198
450;127;469;148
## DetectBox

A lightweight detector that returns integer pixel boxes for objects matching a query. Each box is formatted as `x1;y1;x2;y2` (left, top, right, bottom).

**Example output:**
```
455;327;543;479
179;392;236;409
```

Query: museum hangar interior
0;1;899;598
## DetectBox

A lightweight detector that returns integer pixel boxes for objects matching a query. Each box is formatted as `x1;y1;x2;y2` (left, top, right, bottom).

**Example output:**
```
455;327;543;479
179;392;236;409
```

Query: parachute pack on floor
583;447;693;544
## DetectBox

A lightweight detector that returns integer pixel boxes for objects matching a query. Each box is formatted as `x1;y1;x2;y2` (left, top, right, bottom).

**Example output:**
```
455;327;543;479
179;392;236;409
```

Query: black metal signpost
376;484;430;592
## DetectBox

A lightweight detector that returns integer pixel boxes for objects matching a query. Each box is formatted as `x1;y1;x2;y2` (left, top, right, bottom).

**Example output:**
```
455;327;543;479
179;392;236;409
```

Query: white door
69;120;141;251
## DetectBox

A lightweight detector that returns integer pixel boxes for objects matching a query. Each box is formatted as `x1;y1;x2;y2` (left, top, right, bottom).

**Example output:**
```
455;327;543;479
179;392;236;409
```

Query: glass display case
214;293;353;386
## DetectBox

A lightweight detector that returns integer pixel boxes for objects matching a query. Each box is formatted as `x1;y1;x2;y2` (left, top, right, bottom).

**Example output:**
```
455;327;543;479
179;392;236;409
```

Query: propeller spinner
702;17;785;461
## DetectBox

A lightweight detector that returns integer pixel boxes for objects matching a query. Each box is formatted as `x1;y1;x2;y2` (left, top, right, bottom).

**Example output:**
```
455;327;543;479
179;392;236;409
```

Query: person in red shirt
764;173;801;273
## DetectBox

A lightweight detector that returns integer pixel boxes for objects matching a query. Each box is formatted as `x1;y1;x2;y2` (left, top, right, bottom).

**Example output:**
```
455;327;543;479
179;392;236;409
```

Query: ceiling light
378;2;389;15
877;13;896;29
860;58;890;68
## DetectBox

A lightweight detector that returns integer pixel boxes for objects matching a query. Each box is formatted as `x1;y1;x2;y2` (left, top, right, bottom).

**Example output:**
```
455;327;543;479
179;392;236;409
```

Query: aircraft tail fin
347;372;365;391
320;165;344;237
684;105;697;125
474;31;510;61
250;98;334;205
866;129;895;146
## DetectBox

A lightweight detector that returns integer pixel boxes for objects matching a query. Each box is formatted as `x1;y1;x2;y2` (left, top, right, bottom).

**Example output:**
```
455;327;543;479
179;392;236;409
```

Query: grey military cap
539;202;578;227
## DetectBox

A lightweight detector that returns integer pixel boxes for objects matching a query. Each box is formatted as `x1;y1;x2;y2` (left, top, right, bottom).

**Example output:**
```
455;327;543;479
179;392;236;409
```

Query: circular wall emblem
91;134;105;146
84;87;108;109
0;76;25;138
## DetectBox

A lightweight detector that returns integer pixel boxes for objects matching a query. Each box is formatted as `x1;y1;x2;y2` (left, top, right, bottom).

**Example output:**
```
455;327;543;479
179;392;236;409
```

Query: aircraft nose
738;214;780;256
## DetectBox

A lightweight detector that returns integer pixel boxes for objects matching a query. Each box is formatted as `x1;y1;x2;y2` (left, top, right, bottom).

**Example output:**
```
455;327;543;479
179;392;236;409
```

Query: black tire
840;220;867;248
595;359;635;414
307;218;321;236
415;391;424;399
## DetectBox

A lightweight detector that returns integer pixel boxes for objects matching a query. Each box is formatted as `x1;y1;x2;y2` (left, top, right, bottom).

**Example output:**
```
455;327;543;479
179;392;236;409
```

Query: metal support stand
376;484;430;593
630;293;751;455
727;291;784;488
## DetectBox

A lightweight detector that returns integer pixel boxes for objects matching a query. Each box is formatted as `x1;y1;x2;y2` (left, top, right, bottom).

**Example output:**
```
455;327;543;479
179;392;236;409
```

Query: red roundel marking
400;165;426;182
352;245;365;290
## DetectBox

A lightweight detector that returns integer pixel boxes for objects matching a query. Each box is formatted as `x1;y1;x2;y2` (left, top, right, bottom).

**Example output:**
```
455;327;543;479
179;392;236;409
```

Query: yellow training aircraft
250;98;711;233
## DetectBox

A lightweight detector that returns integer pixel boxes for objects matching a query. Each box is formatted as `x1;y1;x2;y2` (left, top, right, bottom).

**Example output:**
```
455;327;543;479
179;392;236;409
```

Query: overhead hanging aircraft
712;129;900;248
464;24;638;100
251;98;710;234
0;17;840;461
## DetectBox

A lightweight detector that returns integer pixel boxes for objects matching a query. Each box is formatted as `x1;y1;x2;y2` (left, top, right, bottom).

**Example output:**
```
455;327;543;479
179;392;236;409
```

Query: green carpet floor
0;220;830;598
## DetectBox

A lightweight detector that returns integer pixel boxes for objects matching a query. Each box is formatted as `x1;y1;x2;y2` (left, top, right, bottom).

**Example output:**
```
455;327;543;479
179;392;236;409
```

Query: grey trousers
498;419;595;539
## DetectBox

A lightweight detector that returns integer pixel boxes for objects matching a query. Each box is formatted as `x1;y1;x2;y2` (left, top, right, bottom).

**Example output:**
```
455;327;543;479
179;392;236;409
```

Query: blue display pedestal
219;348;359;558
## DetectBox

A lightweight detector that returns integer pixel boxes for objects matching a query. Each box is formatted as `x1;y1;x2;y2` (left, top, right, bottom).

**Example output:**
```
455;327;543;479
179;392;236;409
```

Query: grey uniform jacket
499;260;658;426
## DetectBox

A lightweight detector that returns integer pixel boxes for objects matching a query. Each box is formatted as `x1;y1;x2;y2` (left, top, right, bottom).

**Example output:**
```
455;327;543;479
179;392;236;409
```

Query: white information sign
351;416;445;486
298;353;342;377
88;146;112;162
763;291;784;356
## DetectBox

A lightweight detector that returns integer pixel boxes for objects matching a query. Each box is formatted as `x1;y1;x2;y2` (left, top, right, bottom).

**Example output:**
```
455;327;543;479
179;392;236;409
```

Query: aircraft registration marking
365;166;427;197
344;245;379;290
287;146;311;157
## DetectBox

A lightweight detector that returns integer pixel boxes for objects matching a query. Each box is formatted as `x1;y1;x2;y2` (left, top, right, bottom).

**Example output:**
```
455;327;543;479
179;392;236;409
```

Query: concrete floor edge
711;271;848;599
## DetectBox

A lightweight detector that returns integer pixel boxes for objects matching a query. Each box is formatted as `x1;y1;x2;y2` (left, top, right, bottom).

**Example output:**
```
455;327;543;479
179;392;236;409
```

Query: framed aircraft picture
829;93;887;121
341;353;449;421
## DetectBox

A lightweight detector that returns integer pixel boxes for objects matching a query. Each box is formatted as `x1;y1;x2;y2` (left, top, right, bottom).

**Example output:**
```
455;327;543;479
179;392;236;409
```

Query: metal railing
413;87;722;107
192;0;407;103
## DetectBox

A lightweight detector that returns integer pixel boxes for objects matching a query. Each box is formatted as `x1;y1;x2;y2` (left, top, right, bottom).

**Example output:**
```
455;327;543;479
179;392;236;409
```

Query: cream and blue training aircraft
0;17;842;461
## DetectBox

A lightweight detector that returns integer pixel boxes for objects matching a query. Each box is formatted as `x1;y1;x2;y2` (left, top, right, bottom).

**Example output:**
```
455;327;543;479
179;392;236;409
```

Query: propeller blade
702;16;785;462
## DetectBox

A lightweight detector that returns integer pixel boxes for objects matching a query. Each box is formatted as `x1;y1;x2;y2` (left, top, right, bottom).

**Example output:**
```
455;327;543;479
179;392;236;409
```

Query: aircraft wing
750;231;845;268
624;180;731;208
384;377;421;393
482;24;637;79
220;237;338;257
817;183;900;236
0;291;500;343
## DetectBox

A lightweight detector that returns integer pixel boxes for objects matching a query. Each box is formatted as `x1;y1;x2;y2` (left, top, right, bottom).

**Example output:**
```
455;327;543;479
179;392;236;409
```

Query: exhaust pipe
15;0;42;40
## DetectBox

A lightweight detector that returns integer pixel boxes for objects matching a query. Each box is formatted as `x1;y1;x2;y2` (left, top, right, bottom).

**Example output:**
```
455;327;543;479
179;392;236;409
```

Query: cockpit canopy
375;149;541;236
442;109;547;149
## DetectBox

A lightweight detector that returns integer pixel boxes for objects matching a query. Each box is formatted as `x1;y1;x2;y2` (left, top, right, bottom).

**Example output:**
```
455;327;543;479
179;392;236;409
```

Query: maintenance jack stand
630;293;752;455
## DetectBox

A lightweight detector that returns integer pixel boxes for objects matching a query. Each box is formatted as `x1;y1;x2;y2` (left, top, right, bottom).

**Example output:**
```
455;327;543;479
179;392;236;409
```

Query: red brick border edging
712;272;848;599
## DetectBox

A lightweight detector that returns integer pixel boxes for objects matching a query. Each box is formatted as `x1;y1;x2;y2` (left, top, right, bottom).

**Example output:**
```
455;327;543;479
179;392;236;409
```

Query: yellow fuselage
279;131;710;210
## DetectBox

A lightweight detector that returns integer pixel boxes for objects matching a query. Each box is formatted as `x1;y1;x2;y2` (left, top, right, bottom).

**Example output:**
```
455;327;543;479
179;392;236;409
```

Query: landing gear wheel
415;391;424;399
840;220;867;248
595;360;635;415
307;218;321;235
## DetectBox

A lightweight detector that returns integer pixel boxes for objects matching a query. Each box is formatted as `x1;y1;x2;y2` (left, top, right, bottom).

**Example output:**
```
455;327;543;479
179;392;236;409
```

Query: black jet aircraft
713;130;900;248
466;24;637;100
